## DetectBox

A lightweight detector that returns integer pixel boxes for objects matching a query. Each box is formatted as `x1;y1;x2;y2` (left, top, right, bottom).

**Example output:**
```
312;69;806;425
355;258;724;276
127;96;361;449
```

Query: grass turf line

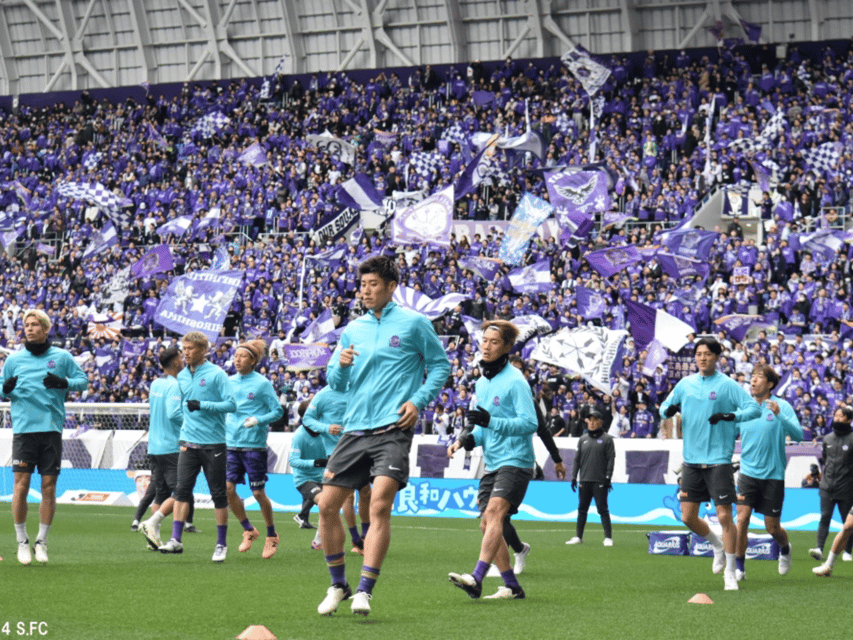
0;504;846;640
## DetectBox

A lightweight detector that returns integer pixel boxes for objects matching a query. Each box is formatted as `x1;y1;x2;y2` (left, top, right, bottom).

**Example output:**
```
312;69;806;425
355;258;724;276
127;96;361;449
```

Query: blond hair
182;331;209;349
23;309;52;332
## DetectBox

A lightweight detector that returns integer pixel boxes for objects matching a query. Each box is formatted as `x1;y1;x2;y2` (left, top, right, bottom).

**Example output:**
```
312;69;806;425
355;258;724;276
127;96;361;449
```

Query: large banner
154;270;242;340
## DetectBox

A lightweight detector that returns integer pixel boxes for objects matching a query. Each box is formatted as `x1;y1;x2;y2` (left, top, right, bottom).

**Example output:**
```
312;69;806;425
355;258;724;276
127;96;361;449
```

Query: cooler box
647;530;690;556
746;534;780;560
688;534;715;558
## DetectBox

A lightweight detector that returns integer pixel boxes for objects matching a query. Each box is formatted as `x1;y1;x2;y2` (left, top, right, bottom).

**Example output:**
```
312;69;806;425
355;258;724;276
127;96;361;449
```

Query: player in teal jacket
448;320;537;601
659;337;761;592
734;364;802;581
2;310;88;565
225;339;284;559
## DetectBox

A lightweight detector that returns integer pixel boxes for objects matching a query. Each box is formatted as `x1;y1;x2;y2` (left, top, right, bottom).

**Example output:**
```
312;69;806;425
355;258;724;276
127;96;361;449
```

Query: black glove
187;400;201;412
468;407;491;428
314;458;328;468
43;373;68;389
709;412;735;425
2;375;18;395
461;432;476;451
571;479;578;492
664;404;680;418
607;481;613;493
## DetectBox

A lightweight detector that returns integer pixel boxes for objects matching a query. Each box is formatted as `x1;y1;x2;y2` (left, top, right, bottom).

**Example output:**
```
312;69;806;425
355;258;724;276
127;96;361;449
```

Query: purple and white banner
498;193;554;265
392;185;454;247
624;298;695;352
546;170;610;217
238;141;268;167
458;256;503;282
656;252;710;281
507;260;553;294
338;174;384;211
393;286;467;319
82;221;118;260
561;45;611;97
713;314;766;343
311;206;360;245
531;326;627;394
575;287;607;319
154;270;243;341
301;308;336;345
307;132;356;165
659;229;718;261
281;343;333;371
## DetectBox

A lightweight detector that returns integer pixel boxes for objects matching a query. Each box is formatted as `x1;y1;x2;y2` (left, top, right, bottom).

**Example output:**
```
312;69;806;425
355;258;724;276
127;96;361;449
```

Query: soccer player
301;385;371;554
159;331;236;562
811;406;853;575
734;364;802;580
139;346;184;550
316;255;450;617
447;320;538;600
225;339;284;559
290;403;332;551
659;337;761;591
1;309;88;564
565;405;616;546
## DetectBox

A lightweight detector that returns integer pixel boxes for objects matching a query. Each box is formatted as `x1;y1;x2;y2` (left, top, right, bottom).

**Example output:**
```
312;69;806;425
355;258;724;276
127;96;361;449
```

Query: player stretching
316;256;450;617
159;332;235;562
448;320;538;600
2;310;88;564
660;338;760;591
225;339;284;559
734;365;802;580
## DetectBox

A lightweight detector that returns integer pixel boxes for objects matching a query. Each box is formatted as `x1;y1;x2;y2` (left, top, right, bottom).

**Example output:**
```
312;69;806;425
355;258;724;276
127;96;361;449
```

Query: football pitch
0;504;844;640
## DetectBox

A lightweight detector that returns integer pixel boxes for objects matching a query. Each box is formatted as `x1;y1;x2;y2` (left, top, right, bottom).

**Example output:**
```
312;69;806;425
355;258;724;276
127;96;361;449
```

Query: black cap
588;405;604;419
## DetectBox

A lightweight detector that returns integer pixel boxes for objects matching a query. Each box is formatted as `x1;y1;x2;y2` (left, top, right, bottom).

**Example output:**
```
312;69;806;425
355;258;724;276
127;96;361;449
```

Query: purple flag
585;244;642;278
459;256;502;282
146;122;168;149
238;141;268;167
575;287;607;319
560;45;611;97
739;18;762;42
708;20;724;41
302;308;336;344
472;90;495;106
337;174;384;211
748;159;770;192
455;136;500;199
659;229;718;261
642;338;669;375
311;206;360;245
713;314;765;342
392;185;454;247
624;298;695;352
281;344;333;371
656;252;710;281
546;170;610;216
131;244;175;278
560;210;595;249
154;270;242;341
82;221;118;260
507;260;553;294
121;340;147;359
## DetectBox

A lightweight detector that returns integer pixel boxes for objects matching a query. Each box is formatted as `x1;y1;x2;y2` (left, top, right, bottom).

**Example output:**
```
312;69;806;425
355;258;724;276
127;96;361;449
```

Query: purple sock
267;525;276;537
357;565;381;595
240;518;253;532
349;526;363;545
361;522;370;538
736;556;745;572
172;520;185;543
472;560;489;584
325;552;347;586
501;569;520;589
217;525;227;547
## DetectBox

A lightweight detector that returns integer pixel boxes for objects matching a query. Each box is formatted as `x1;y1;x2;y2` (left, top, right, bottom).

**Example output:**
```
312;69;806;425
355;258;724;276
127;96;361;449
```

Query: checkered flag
83;151;103;171
441;123;468;147
57;181;132;215
409;151;444;179
274;53;292;76
801;142;841;175
185;111;231;141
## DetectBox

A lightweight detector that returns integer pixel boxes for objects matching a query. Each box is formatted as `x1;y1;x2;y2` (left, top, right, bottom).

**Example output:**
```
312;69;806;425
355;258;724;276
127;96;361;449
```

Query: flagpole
289;254;308;342
588;95;596;162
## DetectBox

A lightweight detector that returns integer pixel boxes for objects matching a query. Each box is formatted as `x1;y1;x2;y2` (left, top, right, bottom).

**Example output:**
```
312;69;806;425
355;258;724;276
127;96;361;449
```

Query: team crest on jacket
492;396;500;407
389;335;401;347
47;360;56;369
708;391;717;400
248;392;255;400
766;412;774;421
199;379;207;387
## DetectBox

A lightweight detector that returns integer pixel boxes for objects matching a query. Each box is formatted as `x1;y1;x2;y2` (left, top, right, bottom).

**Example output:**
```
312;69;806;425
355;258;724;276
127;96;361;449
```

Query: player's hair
236;338;268;363
481;320;519;347
297;399;311;418
182;331;209;349
358;255;399;285
837;406;853;422
694;337;722;356
158;346;181;369
23;309;51;332
508;354;527;371
752;363;779;389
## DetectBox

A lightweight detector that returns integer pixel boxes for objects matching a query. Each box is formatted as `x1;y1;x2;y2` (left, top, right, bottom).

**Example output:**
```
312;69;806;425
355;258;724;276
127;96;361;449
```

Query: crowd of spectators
1;38;853;440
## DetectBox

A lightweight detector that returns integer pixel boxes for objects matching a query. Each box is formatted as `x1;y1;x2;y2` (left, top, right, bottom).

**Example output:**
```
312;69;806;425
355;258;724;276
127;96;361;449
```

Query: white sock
703;528;723;550
15;522;27;544
150;510;166;526
37;523;50;543
827;551;838;568
312;531;322;546
725;552;737;573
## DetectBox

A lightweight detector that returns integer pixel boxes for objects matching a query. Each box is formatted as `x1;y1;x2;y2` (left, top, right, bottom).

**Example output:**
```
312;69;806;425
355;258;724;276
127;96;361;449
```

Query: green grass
0;504;845;640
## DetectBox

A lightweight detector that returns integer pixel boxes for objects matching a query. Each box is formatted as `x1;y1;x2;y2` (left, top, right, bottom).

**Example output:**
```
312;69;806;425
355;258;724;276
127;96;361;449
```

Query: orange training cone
687;593;714;604
236;625;277;640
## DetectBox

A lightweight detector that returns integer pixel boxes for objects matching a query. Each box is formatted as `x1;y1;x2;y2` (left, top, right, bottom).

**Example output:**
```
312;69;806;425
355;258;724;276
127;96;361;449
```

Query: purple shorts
226;449;268;489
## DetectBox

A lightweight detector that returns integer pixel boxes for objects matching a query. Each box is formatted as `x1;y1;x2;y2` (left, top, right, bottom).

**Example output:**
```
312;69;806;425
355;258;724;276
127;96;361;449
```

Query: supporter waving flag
82;221;118;260
392;286;467;319
623;298;694;352
584;244;642;278
531;326;627;394
497;193;553;265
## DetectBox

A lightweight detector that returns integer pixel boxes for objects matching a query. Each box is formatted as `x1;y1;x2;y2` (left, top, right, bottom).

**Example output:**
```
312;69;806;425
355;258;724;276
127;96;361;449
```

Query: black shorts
174;443;227;509
737;473;784;517
477;466;534;516
12;432;63;476
297;481;323;504
680;463;736;506
150;453;179;504
324;427;413;491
